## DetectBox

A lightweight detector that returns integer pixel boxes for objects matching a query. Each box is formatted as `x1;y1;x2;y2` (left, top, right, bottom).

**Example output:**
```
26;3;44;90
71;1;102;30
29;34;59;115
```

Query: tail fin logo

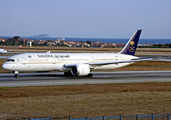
128;41;135;52
119;29;142;56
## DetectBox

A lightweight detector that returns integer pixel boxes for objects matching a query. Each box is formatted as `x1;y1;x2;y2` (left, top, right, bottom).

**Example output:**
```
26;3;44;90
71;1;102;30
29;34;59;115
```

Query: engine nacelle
71;64;90;76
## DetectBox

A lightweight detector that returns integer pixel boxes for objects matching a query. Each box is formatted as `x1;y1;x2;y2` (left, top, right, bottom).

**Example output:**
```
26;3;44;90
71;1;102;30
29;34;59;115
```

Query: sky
0;0;171;39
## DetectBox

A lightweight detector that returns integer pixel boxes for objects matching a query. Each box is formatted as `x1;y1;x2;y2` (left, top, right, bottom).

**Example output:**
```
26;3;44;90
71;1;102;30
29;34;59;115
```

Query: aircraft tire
14;74;19;78
86;73;93;77
64;71;73;76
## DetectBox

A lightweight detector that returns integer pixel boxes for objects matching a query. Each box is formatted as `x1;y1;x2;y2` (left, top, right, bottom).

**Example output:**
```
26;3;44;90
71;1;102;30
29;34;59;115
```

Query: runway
0;71;171;87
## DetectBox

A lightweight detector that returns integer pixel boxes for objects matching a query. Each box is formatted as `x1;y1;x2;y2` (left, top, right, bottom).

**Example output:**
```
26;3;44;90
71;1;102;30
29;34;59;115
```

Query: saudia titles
128;41;135;52
37;54;70;58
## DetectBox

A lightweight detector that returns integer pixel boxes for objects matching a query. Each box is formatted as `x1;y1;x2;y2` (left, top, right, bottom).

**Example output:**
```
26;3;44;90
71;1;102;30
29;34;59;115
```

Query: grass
2;46;171;54
0;83;171;119
115;61;171;71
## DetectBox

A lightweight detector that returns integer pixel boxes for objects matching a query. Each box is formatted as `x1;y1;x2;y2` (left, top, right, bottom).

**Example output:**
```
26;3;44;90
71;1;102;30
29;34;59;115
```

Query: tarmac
0;71;171;87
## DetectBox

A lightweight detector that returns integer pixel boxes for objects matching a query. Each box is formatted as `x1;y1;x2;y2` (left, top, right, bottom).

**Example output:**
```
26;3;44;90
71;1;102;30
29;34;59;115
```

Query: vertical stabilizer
119;29;142;56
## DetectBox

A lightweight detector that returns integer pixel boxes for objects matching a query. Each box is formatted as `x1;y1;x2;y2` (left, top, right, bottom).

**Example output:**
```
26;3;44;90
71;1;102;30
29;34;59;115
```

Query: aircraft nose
2;63;8;70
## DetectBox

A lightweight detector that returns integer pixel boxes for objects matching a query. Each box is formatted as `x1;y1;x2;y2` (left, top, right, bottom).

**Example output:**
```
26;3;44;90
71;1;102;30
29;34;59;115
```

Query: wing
64;58;152;69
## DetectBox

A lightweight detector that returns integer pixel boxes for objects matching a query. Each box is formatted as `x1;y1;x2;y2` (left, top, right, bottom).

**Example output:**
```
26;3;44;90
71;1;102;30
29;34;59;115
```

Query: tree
43;42;47;46
13;36;21;41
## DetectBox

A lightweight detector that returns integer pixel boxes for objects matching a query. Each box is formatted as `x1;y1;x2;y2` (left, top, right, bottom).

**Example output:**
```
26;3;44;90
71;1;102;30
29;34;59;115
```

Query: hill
31;34;51;37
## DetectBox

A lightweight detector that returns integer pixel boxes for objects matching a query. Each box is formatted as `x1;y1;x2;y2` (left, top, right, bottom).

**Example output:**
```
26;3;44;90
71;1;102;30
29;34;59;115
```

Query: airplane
2;29;151;78
0;48;7;53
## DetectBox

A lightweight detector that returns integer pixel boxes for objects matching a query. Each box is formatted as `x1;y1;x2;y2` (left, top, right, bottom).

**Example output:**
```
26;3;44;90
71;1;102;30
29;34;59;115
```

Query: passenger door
21;57;26;65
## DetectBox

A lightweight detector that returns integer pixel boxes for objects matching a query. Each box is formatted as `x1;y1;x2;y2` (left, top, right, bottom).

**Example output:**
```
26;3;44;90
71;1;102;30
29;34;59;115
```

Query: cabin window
44;59;49;61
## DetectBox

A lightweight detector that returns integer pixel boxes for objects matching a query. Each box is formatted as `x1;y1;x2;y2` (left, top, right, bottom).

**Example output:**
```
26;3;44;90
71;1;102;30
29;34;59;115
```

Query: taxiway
0;71;171;87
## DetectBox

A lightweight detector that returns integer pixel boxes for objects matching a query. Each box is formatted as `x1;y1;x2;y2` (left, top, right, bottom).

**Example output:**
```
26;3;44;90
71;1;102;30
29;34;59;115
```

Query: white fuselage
2;53;138;72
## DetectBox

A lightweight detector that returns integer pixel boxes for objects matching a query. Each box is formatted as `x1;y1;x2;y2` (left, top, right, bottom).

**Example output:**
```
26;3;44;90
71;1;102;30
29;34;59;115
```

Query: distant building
27;41;32;47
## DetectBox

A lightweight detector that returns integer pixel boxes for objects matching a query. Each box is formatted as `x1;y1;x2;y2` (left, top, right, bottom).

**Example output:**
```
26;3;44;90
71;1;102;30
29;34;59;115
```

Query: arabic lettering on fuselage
37;54;70;58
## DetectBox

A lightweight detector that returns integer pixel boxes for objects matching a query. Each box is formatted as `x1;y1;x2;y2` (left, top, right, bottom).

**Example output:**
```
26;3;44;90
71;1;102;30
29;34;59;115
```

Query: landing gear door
21;57;26;64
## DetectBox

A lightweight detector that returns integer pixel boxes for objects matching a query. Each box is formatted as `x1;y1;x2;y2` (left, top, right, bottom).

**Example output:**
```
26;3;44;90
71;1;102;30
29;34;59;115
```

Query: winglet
119;29;142;56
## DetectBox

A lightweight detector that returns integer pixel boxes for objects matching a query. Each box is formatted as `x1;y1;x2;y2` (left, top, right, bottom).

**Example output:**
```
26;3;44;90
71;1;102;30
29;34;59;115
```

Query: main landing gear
64;71;93;77
86;73;93;77
13;71;19;78
64;71;72;76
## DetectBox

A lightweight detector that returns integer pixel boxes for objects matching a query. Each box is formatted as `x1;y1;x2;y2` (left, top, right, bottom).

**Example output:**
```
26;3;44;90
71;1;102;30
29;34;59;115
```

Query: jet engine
71;64;90;76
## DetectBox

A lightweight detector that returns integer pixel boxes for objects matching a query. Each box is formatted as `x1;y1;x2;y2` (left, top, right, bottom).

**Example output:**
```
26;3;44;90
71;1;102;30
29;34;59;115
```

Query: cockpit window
6;59;15;62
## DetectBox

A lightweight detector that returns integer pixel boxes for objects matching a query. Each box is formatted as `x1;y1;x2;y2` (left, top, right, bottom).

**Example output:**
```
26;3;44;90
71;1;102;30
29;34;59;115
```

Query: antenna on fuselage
46;51;51;53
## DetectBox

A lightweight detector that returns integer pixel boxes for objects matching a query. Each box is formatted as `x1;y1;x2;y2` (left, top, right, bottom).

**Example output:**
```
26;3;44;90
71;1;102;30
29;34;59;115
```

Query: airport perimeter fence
26;113;170;120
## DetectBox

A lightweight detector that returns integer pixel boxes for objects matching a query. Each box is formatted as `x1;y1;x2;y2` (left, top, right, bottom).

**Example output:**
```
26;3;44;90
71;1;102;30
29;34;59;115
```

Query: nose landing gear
14;74;19;78
13;71;19;78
